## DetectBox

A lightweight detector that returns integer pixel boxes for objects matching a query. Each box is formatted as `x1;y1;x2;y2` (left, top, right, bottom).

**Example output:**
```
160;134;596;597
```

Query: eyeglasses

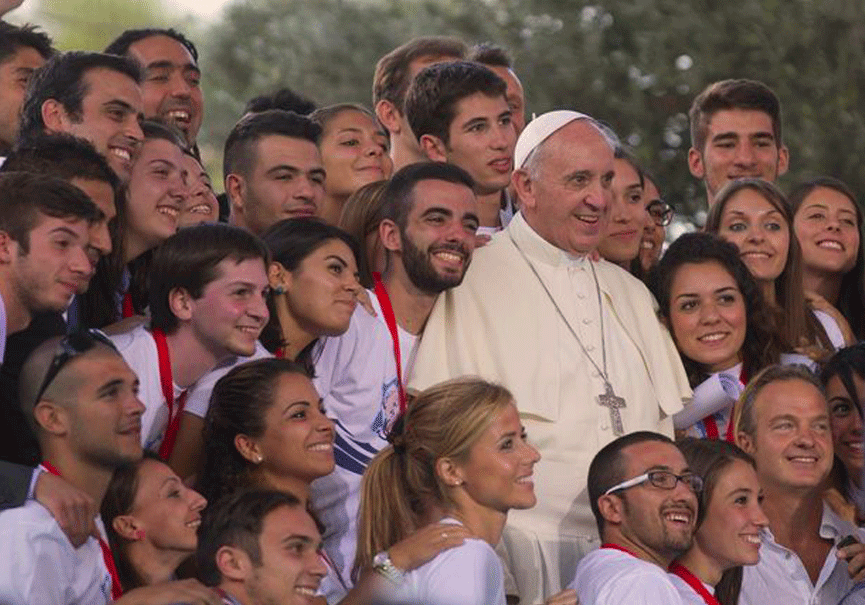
33;329;118;407
647;199;674;227
603;470;703;495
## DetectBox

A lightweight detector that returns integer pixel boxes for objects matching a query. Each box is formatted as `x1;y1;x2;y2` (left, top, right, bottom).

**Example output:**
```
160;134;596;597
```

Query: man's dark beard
401;232;467;294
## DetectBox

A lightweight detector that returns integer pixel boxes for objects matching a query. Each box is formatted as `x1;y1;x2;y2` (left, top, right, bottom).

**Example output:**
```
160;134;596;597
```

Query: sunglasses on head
33;329;117;407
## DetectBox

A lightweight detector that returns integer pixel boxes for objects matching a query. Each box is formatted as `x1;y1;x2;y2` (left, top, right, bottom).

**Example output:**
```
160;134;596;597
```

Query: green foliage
29;0;171;52
198;0;865;217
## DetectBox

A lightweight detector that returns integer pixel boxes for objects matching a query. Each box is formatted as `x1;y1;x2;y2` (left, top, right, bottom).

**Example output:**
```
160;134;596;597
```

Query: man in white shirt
736;364;865;605
197;489;327;605
570;431;697;605
109;223;269;458
310;161;478;600
0;330;221;605
409;110;691;604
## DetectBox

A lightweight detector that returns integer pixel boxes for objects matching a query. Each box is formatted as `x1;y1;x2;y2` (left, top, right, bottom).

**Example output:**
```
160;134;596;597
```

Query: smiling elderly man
409;110;691;604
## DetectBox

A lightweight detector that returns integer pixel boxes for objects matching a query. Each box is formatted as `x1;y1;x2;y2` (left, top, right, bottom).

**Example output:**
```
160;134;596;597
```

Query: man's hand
34;471;96;548
114;579;222;605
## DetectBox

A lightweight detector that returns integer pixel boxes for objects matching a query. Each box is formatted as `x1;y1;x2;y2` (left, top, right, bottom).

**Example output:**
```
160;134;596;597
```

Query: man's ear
33;400;68;436
216;545;252;581
375;99;402;136
225;173;245;210
379;218;402;254
512;169;535;211
419;134;447;162
168;286;193;322
597;493;625;526
687;147;706;179
737;431;755;454
776;144;790;177
41;99;70;132
0;231;12;265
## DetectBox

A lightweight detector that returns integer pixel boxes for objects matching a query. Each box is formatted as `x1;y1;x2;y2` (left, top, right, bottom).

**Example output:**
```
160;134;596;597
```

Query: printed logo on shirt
370;378;400;440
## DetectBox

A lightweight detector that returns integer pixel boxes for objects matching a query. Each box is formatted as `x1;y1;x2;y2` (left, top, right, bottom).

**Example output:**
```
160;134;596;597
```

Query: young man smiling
19;51;144;183
405;60;516;234
310;162;479;600
197;489;327;605
571;431;698;605
688;79;789;207
109;223;270;458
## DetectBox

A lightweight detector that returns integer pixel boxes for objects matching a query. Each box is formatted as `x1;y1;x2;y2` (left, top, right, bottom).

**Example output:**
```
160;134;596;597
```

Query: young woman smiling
790;177;865;341
76;120;187;329
670;438;768;605
651;233;783;440
260;217;362;369
821;344;865;524
356;377;541;605
102;453;207;590
705;178;843;366
310;104;393;226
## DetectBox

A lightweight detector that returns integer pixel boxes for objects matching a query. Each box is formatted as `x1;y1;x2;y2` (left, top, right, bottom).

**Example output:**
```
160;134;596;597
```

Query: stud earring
273;285;285;295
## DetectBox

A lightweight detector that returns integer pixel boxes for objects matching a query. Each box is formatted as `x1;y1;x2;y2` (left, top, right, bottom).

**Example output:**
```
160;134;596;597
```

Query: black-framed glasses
33;329;117;407
647;199;674;227
603;470;703;495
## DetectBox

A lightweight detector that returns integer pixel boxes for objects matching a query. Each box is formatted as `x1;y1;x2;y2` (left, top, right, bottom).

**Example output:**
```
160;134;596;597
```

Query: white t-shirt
569;547;685;605
379;519;506;605
0;500;112;605
311;295;416;602
668;570;715;605
184;341;272;418
109;325;182;451
741;503;865;605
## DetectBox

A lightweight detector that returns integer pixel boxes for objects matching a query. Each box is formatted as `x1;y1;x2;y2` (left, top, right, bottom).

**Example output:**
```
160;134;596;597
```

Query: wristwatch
373;550;406;584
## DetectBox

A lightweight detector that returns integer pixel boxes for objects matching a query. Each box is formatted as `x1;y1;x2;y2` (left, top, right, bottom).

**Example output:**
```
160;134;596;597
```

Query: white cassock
409;212;691;604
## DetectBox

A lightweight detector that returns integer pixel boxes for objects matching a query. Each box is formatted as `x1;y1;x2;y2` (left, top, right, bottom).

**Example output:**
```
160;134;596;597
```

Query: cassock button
582;318;592;324
601;423;609;430
586;344;595;351
577;293;586;300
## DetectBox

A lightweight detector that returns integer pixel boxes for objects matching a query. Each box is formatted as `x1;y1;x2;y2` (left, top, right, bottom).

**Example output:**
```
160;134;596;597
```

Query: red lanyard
121;291;134;318
702;365;747;443
151;329;187;459
601;542;640;558
41;461;123;600
372;272;406;415
669;562;720;605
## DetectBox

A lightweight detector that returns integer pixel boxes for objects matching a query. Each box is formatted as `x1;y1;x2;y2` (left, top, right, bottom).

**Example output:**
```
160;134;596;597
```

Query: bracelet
373;550;406;585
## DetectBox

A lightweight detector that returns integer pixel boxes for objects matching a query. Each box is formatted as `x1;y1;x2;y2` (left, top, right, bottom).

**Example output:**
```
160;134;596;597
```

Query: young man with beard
197;489;327;605
735;365;865;605
405;61;516;235
571;431;698;605
108;224;270;459
308;161;478;601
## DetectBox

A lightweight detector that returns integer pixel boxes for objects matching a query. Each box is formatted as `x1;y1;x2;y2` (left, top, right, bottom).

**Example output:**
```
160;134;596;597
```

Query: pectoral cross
598;382;626;436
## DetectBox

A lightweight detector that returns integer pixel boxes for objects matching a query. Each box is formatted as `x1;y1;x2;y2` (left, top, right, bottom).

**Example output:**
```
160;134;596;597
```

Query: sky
166;0;232;19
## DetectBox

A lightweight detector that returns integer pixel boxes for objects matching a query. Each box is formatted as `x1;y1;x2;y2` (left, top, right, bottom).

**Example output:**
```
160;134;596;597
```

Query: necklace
509;232;627;435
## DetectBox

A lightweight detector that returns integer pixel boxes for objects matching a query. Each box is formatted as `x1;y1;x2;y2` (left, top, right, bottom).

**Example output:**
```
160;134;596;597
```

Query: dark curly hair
650;232;784;387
